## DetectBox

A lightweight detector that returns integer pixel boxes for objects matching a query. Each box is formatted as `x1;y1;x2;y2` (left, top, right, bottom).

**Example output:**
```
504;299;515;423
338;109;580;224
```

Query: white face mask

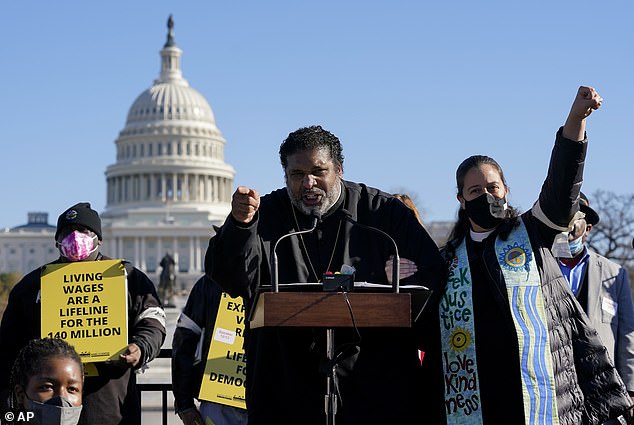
26;396;82;425
568;229;586;256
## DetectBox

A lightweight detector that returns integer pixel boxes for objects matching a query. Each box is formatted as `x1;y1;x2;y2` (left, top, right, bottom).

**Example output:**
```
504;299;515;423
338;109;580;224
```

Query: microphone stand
340;210;400;292
270;208;404;425
271;212;320;293
270;210;336;423
323;210;401;425
273;210;336;424
326;328;337;425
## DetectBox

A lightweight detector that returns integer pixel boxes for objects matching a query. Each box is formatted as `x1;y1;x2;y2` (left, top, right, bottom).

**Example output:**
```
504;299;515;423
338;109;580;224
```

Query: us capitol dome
100;16;235;289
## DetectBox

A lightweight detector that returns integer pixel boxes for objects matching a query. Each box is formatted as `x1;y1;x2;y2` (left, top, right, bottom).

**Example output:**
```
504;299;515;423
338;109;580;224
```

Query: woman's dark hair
443;155;520;260
279;125;345;171
9;338;83;408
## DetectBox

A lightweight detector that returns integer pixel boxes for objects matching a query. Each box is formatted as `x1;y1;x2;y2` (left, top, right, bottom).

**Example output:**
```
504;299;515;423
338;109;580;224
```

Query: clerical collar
470;228;494;242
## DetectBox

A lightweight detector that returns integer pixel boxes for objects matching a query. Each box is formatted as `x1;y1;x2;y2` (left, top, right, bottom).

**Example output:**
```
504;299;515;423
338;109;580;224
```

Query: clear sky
1;1;632;229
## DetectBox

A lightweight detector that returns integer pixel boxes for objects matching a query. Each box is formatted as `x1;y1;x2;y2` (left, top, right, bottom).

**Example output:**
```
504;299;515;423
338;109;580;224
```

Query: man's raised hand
231;186;260;224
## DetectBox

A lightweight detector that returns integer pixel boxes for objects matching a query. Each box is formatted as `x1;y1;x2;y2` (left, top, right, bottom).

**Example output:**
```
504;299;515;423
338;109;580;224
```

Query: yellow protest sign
41;259;128;363
199;293;246;409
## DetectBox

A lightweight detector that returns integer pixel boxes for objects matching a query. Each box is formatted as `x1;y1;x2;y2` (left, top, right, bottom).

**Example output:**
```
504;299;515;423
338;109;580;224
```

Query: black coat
419;128;632;424
171;275;224;413
205;180;445;425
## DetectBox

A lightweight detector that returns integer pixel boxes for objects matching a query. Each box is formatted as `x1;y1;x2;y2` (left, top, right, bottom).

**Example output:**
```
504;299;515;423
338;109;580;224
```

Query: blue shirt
558;248;590;296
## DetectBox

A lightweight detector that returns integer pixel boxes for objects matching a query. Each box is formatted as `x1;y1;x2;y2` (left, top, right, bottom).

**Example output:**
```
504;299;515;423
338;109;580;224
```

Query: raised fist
231;186;260;224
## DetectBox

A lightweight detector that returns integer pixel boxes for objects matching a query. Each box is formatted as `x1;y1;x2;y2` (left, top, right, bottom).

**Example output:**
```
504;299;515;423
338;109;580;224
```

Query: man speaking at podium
205;125;444;425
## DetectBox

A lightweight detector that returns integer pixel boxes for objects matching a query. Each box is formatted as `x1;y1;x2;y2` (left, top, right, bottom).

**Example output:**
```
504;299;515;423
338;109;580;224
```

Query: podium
261;212;434;424
249;283;431;329
250;291;411;328
248;283;432;425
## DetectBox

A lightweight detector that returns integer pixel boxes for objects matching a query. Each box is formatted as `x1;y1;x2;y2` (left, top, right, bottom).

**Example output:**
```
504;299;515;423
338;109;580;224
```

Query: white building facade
0;17;234;289
100;16;234;288
0;213;57;275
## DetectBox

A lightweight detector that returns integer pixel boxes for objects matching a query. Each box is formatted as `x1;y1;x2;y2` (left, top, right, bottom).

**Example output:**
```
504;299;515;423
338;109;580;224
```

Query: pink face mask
59;231;98;261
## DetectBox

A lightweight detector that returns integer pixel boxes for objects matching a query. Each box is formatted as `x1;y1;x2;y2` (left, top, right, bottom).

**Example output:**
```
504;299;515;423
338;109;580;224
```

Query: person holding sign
172;274;247;425
205;126;445;424
416;86;632;424
0;202;166;425
8;338;83;425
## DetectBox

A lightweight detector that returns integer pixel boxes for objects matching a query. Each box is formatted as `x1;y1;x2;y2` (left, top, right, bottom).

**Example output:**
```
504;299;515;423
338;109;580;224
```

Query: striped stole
440;220;558;425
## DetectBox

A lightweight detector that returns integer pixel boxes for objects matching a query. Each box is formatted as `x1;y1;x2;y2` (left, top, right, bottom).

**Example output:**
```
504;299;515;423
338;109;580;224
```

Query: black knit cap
579;192;600;226
55;202;102;241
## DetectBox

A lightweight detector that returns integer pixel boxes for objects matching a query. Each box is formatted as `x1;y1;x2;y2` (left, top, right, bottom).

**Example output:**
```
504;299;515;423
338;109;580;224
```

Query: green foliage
0;272;22;318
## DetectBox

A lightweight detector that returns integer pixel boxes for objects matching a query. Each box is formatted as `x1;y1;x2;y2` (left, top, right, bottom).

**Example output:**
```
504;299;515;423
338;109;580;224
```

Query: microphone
271;209;321;292
339;209;401;293
309;210;321;230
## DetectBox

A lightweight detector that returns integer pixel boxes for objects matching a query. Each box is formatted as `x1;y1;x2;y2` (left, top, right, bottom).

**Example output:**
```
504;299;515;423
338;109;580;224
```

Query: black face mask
26;395;82;425
464;193;507;230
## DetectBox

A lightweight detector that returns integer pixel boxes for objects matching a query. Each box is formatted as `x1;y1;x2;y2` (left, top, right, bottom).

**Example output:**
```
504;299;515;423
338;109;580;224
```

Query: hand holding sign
106;342;141;368
120;342;142;367
178;408;205;425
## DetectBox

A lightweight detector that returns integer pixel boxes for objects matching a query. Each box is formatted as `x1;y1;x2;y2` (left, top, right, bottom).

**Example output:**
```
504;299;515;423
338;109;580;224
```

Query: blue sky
1;1;632;229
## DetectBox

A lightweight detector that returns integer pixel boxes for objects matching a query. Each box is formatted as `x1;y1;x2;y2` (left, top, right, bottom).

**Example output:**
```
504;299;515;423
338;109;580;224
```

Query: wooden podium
249;282;432;329
249;291;412;328
247;284;431;425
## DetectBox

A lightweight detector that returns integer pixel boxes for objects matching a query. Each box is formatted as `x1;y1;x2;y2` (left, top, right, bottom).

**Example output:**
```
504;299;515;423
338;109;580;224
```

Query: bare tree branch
586;190;634;276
